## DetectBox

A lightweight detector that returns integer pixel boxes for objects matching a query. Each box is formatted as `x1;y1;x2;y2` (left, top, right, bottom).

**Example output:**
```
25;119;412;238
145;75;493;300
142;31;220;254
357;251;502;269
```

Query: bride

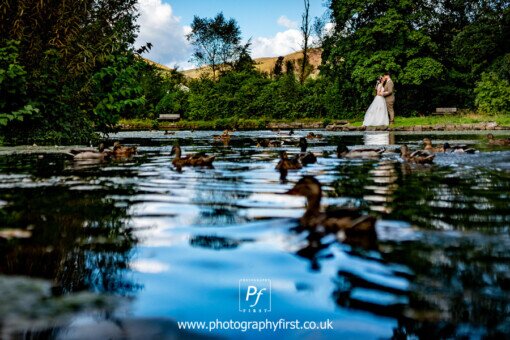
363;76;389;126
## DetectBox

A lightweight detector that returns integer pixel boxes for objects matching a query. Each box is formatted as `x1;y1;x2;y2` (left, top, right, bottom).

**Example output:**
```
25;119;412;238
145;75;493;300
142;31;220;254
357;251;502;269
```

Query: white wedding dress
363;84;389;126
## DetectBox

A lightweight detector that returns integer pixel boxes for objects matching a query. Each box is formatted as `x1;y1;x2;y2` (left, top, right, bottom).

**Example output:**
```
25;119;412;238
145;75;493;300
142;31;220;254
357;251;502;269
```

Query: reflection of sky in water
1;130;510;338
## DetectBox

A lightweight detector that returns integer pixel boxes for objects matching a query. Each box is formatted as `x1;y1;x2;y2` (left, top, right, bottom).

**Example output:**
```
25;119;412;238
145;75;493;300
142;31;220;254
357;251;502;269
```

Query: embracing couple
362;72;395;127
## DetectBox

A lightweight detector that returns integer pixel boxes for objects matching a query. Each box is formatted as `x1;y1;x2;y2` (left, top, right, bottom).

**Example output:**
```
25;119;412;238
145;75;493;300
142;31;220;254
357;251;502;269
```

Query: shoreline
118;119;510;132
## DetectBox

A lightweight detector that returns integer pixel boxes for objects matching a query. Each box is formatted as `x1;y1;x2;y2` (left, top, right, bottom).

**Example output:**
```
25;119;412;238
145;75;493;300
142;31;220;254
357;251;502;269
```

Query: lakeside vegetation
119;113;510;131
1;0;509;145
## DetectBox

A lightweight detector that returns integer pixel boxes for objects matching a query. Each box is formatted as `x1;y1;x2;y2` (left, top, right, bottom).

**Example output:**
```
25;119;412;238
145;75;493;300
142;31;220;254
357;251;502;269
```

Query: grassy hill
180;48;322;78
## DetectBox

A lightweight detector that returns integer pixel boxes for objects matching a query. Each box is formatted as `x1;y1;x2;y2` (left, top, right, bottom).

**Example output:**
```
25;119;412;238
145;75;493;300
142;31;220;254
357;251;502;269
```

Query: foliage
321;0;510;116
475;72;510;115
0;41;38;126
272;56;284;78
155;89;190;118
186;13;249;79
0;0;140;144
90;55;146;133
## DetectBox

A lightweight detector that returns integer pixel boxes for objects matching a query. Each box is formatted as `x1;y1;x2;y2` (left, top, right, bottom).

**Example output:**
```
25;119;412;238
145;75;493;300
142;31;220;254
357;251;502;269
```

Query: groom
382;71;395;123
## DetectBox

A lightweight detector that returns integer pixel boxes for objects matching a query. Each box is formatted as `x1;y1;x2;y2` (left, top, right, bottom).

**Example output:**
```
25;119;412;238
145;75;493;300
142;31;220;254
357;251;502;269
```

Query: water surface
0;130;509;338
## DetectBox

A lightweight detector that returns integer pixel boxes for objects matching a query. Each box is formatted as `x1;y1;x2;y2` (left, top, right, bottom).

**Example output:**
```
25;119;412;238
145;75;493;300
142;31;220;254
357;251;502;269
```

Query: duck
113;142;137;157
336;144;385;159
400;145;435;164
298;138;317;165
170;145;215;167
422;138;445;153
275;151;302;170
443;142;477;154
257;139;282;147
285;176;377;241
72;143;112;160
277;129;295;136
306;132;323;139
213;130;231;141
487;133;510;146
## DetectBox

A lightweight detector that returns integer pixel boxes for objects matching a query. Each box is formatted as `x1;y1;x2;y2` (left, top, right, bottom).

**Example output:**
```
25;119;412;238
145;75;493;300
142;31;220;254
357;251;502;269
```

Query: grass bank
118;117;327;130
118;114;510;131
349;113;510;127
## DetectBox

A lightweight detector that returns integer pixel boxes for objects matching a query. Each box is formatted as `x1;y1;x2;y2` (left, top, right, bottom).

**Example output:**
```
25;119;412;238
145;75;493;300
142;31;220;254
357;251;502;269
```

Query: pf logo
239;279;271;313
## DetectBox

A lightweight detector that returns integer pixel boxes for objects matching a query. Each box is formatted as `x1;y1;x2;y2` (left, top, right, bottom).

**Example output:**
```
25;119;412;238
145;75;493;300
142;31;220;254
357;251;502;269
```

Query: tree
273;56;284;78
0;0;142;144
322;0;445;114
186;12;248;79
285;60;295;76
300;0;311;84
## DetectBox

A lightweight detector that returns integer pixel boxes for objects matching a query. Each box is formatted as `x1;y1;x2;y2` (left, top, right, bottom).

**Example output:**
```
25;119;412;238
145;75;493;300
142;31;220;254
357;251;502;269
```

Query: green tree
186;13;249;79
322;0;444;115
273;56;284;78
90;55;146;133
0;0;141;144
0;41;38;128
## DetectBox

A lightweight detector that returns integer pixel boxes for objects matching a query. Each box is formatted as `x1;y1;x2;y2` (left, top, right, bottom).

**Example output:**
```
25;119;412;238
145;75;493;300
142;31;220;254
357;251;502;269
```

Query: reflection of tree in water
0;187;138;296
389;166;510;231
387;233;510;338
296;164;510;337
190;173;251;226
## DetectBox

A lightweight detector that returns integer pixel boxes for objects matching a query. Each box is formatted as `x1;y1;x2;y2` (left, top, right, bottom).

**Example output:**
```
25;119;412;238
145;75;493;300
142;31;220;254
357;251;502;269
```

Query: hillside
181;48;322;78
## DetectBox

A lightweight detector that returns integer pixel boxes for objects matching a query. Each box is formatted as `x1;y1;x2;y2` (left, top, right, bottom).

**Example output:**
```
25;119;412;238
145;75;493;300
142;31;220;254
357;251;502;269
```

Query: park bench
158;114;181;121
433;107;457;115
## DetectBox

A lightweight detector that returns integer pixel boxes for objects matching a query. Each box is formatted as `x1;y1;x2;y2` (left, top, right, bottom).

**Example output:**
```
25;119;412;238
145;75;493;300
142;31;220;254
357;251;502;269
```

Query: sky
135;0;328;70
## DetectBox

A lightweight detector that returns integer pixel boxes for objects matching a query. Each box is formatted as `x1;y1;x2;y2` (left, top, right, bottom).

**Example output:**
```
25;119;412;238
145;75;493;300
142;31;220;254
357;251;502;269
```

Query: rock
332;120;349;125
433;124;445;131
414;125;423;131
445;124;455;131
472;123;486;130
486;122;498;129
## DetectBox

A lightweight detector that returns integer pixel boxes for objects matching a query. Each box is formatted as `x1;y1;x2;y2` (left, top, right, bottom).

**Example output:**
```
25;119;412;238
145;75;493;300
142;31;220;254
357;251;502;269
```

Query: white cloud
251;29;303;58
135;0;193;69
277;15;298;29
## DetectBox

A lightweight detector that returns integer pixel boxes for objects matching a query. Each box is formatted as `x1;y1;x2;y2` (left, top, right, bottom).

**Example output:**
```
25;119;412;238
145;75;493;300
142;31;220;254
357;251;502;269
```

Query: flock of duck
70;131;510;249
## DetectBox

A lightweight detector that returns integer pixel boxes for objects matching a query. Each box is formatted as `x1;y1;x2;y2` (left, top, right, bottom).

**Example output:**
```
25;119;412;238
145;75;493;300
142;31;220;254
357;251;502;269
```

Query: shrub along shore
118;114;510;132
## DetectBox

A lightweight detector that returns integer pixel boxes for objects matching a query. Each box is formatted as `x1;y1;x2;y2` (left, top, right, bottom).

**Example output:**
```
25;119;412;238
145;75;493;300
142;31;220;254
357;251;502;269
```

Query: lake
1;130;509;339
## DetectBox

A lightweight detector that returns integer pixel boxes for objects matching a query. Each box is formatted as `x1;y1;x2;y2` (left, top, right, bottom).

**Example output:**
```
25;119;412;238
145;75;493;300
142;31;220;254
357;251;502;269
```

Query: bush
475;72;510;114
0;40;38;127
155;90;189;118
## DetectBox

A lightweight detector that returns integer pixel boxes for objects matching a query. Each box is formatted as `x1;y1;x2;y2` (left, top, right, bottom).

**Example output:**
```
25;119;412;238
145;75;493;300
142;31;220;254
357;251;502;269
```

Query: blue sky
168;0;326;38
136;0;329;69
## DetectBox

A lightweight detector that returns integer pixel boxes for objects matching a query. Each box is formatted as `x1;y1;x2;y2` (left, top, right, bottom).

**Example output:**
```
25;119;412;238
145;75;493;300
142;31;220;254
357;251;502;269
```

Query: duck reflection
189;235;253;250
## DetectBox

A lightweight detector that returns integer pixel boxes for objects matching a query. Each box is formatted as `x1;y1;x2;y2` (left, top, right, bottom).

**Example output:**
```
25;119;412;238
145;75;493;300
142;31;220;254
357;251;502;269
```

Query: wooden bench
158;114;181;121
433;108;457;115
